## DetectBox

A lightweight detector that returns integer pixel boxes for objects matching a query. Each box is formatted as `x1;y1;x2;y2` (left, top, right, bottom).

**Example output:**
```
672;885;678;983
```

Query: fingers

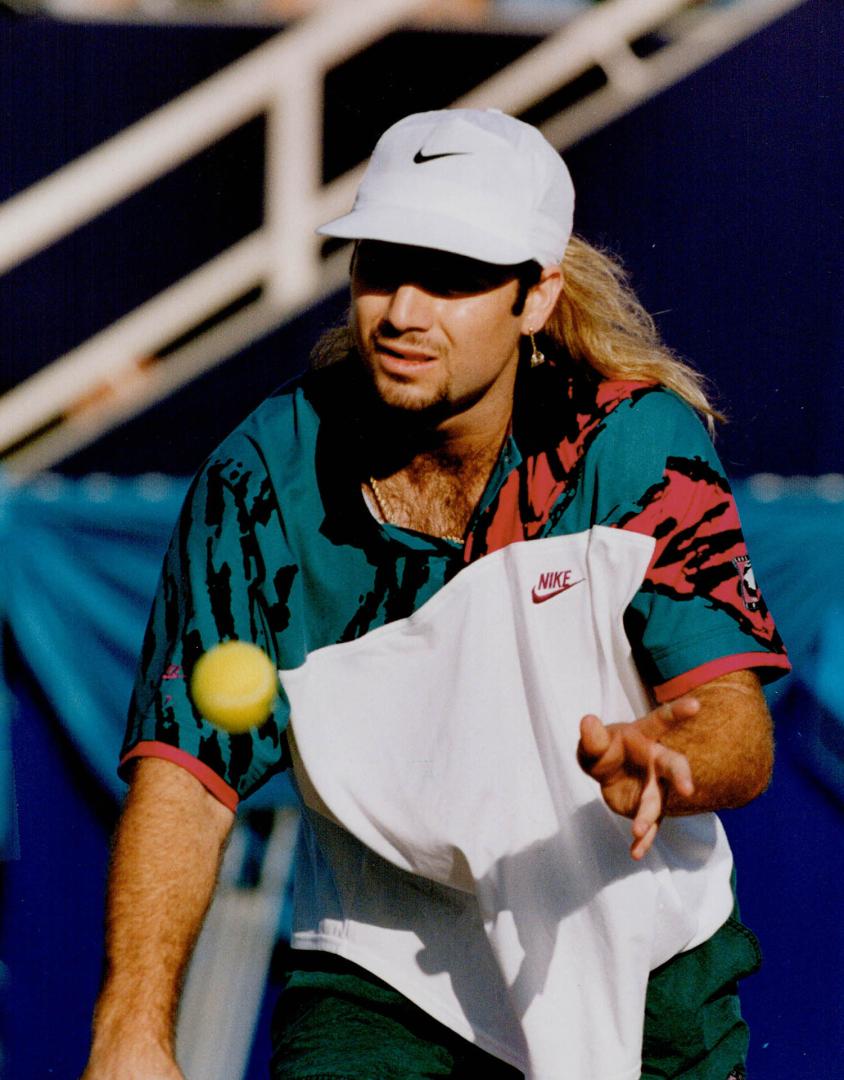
577;714;613;774
574;717;609;768
577;709;696;861
629;743;694;860
630;820;659;861
639;695;700;738
657;745;694;798
629;754;665;859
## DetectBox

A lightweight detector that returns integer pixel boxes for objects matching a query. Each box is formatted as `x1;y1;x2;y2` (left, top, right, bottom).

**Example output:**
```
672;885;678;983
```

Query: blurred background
0;0;841;1076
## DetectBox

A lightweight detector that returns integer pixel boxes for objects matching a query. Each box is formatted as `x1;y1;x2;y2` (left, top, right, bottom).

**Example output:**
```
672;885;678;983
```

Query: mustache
368;327;443;358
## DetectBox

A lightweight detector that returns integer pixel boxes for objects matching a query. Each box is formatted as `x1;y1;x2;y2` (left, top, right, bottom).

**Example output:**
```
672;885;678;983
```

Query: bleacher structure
0;0;807;482
0;3;812;1077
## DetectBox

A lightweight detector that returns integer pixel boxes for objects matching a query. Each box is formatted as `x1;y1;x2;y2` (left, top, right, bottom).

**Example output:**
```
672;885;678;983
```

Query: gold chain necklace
367;475;464;545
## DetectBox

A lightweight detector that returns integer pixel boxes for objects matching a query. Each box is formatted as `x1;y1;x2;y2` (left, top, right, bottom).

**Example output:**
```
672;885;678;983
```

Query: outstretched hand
577;697;699;860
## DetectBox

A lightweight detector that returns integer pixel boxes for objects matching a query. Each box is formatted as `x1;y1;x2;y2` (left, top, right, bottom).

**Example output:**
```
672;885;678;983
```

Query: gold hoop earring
529;331;545;368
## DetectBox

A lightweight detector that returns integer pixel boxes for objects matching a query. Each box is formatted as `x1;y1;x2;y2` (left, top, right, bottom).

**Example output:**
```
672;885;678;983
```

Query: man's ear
520;265;563;334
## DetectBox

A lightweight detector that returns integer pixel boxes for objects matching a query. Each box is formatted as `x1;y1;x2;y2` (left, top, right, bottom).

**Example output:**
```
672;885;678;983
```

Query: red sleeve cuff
653;651;792;702
119;742;240;812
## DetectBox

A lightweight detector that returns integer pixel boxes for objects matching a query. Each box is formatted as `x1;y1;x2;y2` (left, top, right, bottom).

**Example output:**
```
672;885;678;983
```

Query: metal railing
0;0;806;479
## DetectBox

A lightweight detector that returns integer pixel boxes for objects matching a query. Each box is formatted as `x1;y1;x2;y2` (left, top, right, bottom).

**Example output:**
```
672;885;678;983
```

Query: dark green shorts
270;916;760;1080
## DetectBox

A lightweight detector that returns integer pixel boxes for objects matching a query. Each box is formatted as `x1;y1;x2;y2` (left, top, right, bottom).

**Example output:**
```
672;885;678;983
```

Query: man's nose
382;283;434;333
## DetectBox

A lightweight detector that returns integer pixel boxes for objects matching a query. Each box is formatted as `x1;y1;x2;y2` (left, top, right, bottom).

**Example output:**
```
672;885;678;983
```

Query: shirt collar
307;354;578;550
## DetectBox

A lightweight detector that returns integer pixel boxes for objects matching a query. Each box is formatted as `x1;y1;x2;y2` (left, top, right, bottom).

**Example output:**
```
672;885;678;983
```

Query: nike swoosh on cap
413;149;472;164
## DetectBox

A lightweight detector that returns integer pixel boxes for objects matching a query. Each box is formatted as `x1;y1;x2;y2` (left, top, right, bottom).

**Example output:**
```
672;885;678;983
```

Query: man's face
350;241;528;429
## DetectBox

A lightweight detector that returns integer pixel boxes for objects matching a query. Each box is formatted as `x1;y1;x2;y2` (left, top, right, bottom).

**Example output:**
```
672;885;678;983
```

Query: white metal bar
1;299;281;478
0;0;431;466
0;0;431;276
0;246;352;480
600;41;653;97
457;0;807;141
0;232;271;450
539;0;808;150
456;0;692;115
311;161;369;234
263;58;324;309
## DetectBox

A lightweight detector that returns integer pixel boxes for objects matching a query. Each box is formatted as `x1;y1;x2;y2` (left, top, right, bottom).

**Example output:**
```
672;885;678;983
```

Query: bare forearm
659;669;774;814
85;758;234;1076
579;668;775;858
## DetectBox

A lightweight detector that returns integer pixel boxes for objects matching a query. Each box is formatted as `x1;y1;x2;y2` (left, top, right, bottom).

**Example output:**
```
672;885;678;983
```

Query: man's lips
374;342;438;369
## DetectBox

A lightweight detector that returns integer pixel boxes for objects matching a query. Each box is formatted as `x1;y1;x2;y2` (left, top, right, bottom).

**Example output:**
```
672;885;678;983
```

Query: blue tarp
1;470;842;858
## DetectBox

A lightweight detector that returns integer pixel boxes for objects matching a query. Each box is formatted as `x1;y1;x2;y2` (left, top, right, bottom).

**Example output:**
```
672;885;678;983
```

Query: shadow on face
352;241;541;313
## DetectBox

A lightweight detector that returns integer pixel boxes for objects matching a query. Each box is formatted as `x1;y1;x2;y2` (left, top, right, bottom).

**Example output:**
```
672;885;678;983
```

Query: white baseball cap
317;109;575;267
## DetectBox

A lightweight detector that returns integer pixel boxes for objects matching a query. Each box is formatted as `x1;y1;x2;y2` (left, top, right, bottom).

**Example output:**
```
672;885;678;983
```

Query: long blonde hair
550;236;723;430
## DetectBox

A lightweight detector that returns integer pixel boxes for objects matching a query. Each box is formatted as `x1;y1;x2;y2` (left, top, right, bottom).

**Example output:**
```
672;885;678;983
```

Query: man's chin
367;368;449;420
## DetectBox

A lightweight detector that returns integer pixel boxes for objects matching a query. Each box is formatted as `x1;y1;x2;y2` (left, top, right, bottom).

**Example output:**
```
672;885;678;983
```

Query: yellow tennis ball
190;641;278;733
